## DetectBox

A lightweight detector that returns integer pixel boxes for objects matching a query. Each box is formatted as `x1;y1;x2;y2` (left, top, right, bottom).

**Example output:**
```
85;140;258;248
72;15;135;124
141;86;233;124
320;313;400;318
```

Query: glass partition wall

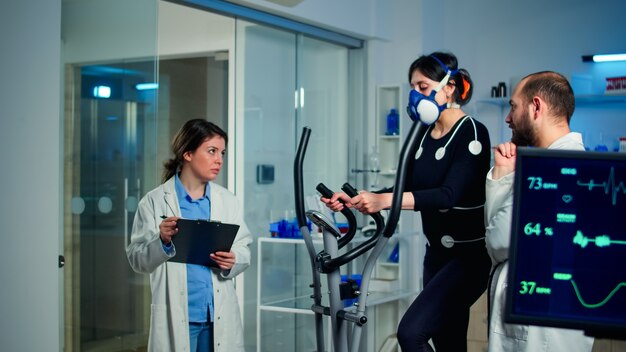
62;1;359;351
236;21;350;351
62;1;160;350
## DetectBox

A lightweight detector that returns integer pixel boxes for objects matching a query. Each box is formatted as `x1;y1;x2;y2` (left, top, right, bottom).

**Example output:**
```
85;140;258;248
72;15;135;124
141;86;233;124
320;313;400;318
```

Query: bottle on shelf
368;146;380;190
387;243;400;263
386;108;399;135
491;82;507;98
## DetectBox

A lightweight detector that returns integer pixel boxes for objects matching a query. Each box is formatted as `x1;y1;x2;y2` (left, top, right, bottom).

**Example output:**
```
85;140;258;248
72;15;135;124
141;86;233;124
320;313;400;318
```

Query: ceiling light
136;83;159;91
582;53;626;63
93;85;111;98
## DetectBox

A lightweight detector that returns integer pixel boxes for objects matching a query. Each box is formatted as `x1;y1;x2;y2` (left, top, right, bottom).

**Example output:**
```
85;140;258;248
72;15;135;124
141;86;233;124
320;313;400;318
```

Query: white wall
419;0;626;146
0;0;62;350
63;0;233;61
62;0;158;63
159;1;234;58
366;1;423;139
421;0;626;95
226;0;383;39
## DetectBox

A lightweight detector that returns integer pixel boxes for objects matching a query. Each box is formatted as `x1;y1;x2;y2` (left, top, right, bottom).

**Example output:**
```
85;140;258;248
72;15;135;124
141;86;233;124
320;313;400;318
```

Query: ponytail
162;158;182;184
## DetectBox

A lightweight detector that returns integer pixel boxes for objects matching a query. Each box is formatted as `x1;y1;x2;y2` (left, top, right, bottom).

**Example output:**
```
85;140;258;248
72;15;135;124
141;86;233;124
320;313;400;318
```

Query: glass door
62;1;159;349
237;22;298;351
75;96;149;350
65;55;230;350
63;2;237;350
297;35;349;193
63;59;159;351
236;20;351;352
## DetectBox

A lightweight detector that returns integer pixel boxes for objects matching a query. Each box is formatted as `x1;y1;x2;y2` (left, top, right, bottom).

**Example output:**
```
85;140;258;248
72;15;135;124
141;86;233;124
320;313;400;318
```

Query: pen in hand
161;215;179;223
159;215;178;244
160;215;178;226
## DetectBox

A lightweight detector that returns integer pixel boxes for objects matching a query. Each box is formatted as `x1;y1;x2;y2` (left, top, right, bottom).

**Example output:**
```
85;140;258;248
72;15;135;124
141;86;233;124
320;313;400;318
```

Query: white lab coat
126;177;252;352
484;132;594;352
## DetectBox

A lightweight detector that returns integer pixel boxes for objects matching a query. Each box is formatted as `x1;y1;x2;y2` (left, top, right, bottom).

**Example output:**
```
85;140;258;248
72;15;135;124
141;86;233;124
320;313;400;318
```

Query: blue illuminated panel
93;85;111;98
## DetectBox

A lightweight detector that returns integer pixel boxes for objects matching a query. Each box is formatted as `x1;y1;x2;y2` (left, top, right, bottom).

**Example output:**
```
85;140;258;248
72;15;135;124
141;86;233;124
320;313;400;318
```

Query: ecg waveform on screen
572;230;626;249
569;279;626;309
576;167;626;206
552;273;626;309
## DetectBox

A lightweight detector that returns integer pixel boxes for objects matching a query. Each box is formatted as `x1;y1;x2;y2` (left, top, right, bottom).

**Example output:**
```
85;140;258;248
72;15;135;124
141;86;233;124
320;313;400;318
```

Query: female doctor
126;119;252;352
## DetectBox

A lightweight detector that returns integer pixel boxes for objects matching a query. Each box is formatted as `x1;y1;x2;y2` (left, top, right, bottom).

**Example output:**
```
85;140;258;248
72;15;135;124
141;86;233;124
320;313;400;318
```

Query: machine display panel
506;148;626;338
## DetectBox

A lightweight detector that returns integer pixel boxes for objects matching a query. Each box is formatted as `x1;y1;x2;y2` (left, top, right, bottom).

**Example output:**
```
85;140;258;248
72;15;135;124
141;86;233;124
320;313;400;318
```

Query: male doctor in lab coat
484;71;594;351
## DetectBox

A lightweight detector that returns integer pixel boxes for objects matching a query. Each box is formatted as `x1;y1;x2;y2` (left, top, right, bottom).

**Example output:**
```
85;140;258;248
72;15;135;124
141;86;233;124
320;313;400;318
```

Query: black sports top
405;116;491;252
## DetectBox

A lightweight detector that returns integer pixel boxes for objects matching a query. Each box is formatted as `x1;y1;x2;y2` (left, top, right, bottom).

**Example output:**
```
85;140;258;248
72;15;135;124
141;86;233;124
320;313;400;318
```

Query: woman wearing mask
322;52;491;351
127;119;251;352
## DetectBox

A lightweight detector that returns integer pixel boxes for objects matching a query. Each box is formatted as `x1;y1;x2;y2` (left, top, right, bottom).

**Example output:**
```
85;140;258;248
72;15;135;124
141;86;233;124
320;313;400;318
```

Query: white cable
441;235;486;248
451;204;484;210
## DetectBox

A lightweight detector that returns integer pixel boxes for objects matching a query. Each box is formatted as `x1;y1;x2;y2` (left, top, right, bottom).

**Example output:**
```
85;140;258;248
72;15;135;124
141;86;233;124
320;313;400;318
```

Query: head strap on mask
430;55;458;93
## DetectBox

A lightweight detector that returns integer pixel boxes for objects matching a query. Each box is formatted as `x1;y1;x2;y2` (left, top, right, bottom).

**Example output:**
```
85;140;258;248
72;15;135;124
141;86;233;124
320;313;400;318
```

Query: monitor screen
506;147;626;338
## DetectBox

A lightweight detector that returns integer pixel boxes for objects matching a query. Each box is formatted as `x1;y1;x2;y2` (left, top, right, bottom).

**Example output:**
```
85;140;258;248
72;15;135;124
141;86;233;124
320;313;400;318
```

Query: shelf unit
256;234;419;352
373;84;425;238
476;94;626;146
574;94;626;105
375;85;404;189
473;94;626;110
477;94;626;108
475;97;510;146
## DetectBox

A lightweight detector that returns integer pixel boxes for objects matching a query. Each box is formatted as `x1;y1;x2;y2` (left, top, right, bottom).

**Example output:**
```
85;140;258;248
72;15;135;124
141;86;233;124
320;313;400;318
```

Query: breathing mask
406;55;457;125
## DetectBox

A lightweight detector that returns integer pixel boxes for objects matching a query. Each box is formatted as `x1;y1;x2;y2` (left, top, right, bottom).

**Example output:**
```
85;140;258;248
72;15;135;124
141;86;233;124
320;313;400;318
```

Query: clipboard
169;219;240;268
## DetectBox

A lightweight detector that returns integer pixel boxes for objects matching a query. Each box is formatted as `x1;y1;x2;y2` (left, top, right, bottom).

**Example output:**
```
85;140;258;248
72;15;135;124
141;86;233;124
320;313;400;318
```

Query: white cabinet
375;85;404;189
256;234;419;352
373;84;424;241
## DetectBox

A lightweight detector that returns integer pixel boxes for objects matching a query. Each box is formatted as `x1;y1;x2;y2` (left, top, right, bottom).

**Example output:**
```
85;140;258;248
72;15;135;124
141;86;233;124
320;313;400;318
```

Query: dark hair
162;119;228;183
407;51;473;105
520;71;575;123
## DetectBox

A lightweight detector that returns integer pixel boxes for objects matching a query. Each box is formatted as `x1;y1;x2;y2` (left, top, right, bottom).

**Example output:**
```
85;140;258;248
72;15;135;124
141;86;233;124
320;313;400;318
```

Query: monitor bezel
505;147;626;338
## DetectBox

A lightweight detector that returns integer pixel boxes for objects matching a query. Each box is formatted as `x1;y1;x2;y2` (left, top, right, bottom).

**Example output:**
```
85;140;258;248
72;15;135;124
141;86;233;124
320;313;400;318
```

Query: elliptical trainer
293;113;426;352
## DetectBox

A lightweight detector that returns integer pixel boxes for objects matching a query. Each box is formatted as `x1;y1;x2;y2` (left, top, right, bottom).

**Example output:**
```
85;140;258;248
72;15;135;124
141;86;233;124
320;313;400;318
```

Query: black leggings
397;245;491;351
